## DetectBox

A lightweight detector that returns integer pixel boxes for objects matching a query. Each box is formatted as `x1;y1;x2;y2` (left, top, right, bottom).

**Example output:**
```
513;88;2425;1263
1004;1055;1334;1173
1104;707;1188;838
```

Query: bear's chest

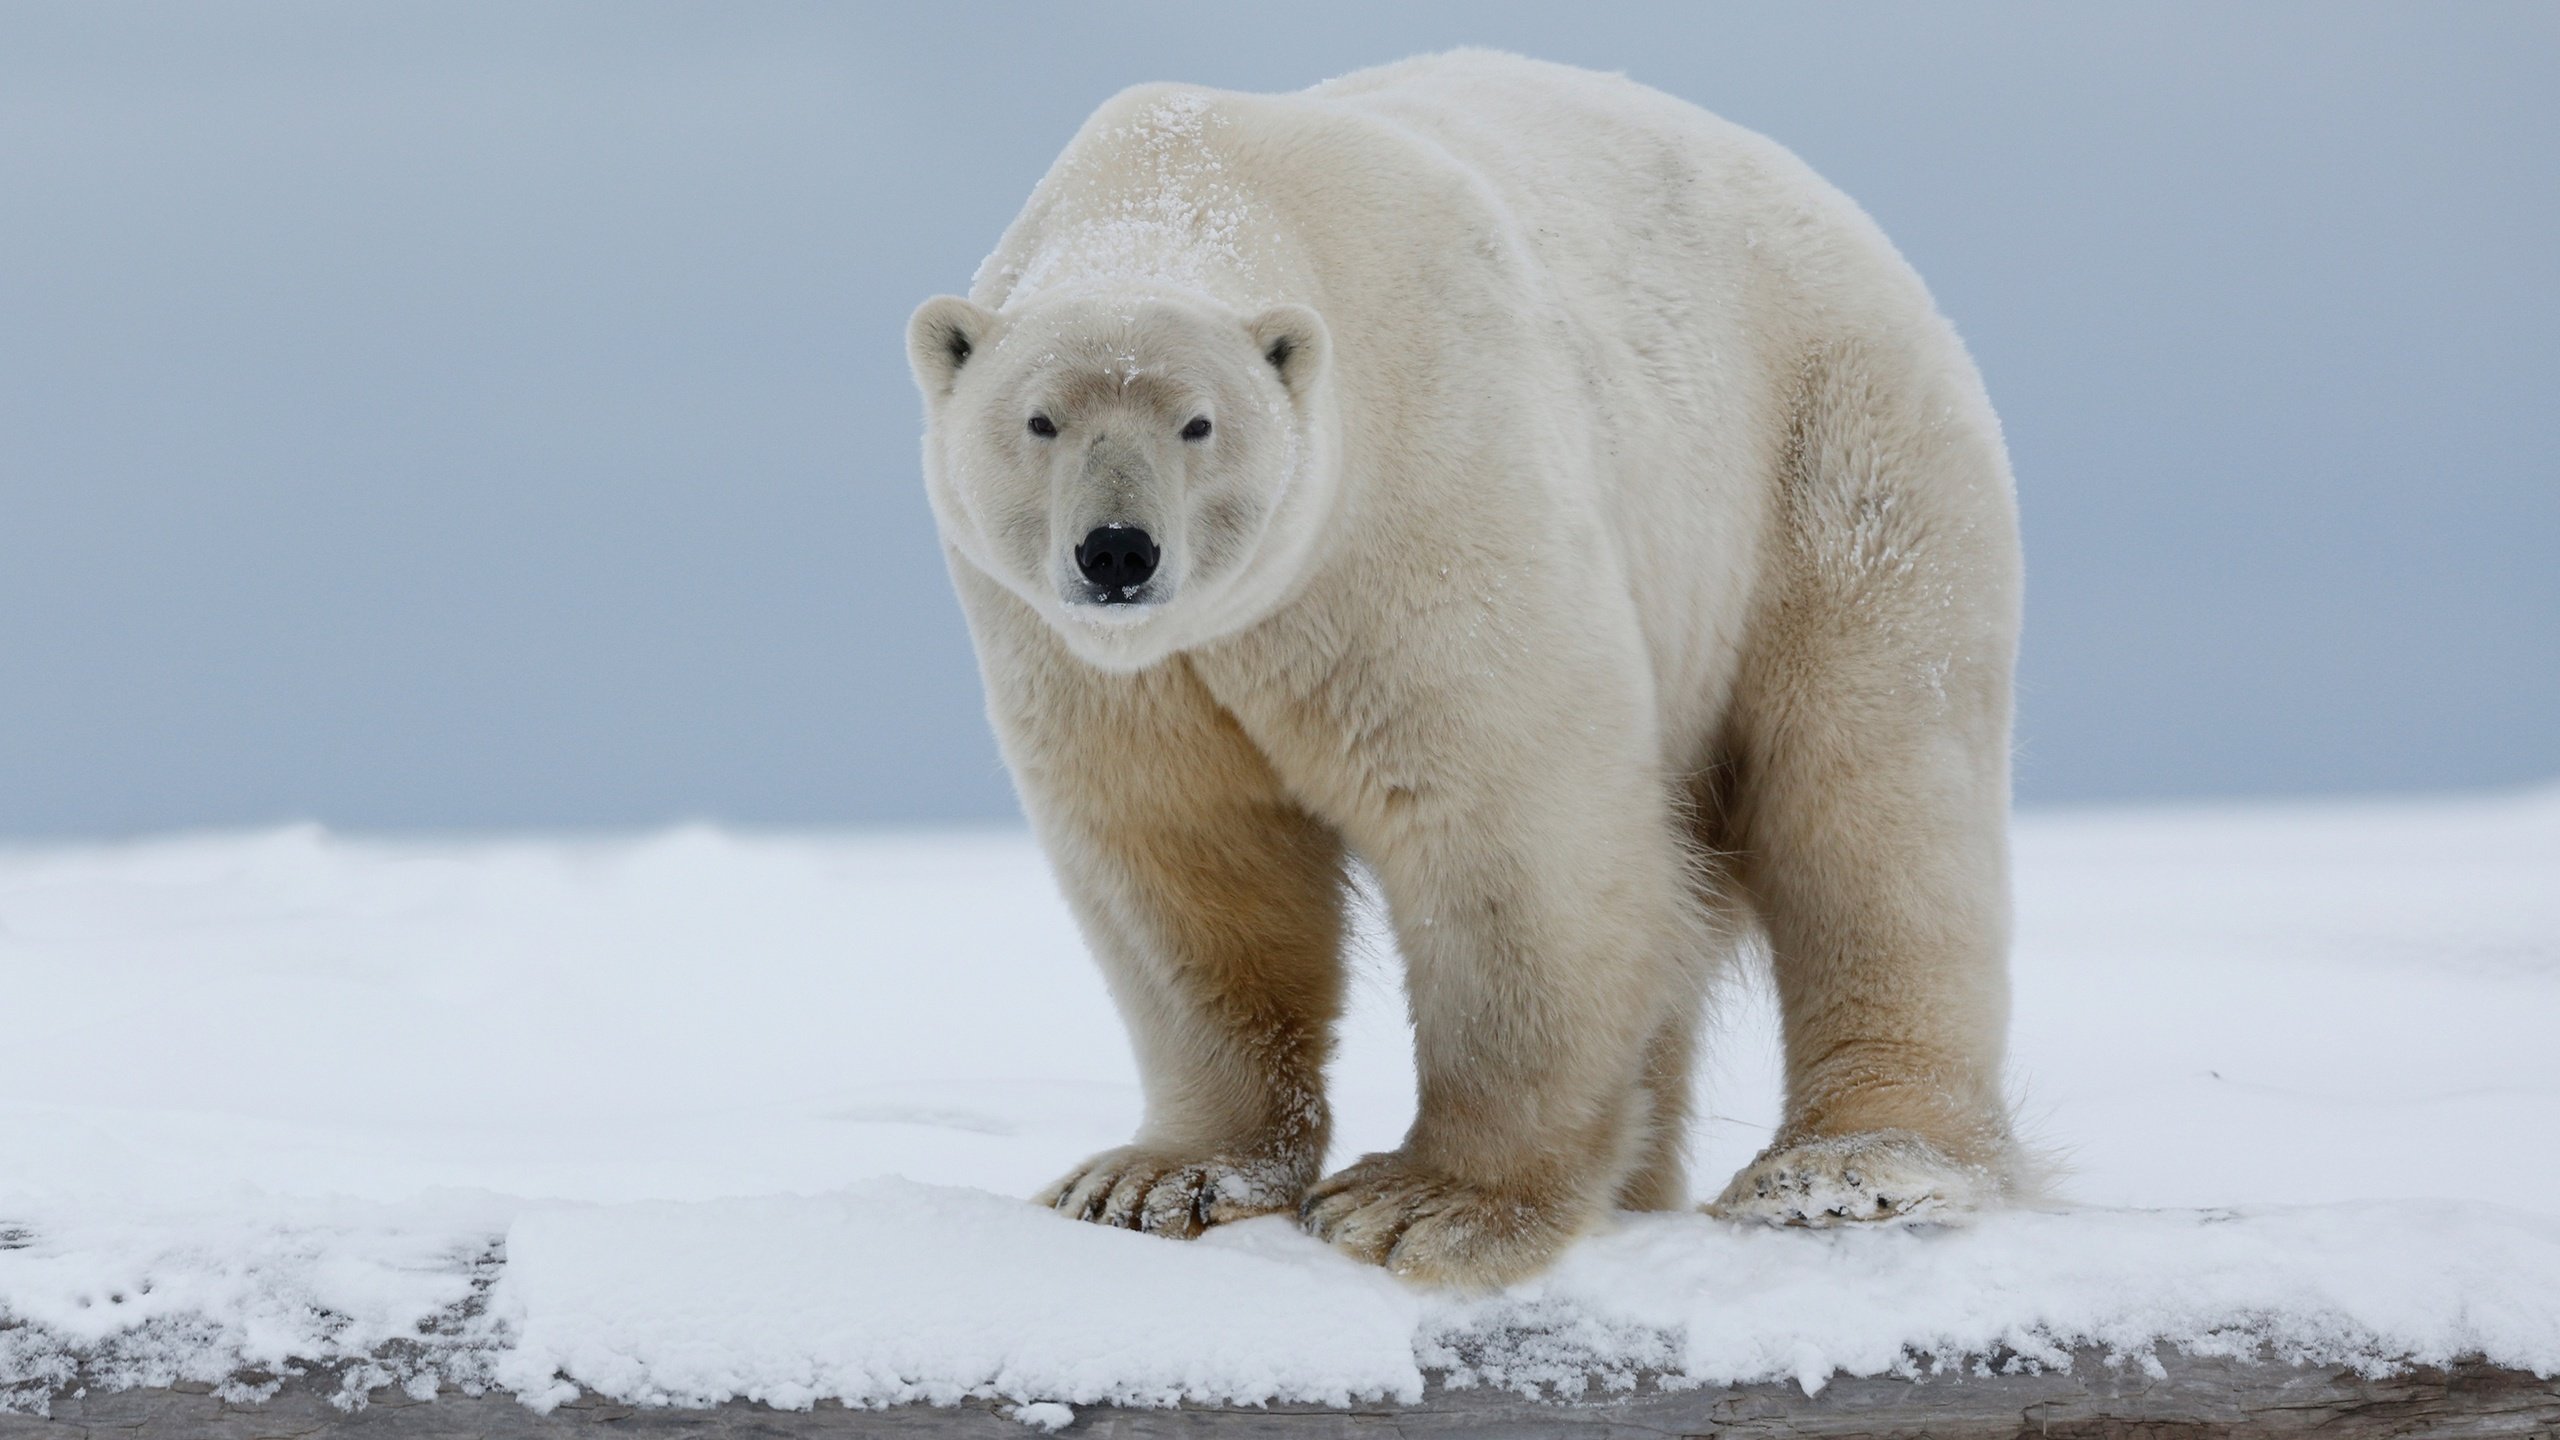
1180;620;1453;843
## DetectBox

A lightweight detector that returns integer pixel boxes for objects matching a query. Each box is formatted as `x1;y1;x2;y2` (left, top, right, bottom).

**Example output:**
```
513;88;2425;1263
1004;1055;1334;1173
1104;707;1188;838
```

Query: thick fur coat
907;51;2030;1286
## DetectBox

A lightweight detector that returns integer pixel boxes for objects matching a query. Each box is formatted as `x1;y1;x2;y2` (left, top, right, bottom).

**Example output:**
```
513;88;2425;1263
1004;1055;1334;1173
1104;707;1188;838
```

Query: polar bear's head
906;290;1334;671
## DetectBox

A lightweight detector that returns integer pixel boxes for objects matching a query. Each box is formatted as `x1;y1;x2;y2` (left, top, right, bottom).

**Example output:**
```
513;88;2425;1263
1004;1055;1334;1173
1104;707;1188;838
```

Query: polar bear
906;50;2030;1286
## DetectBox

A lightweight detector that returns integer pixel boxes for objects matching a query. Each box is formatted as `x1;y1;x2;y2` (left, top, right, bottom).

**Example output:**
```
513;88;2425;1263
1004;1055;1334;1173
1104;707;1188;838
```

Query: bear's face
907;291;1332;671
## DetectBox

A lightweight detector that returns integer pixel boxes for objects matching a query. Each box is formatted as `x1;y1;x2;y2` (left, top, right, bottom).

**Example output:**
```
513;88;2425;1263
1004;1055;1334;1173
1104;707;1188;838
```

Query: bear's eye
1026;414;1057;438
1180;416;1212;441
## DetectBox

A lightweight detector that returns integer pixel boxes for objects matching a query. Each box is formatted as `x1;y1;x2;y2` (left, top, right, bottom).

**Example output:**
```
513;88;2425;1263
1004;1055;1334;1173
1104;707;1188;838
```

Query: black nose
1074;526;1159;601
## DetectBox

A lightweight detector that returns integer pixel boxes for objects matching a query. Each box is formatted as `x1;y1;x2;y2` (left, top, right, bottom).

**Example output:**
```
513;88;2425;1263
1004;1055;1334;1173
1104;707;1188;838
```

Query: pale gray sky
1;2;2552;836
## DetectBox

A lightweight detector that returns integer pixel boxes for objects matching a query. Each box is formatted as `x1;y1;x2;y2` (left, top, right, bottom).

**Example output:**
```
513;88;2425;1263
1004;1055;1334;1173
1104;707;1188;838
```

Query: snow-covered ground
1;789;2556;1415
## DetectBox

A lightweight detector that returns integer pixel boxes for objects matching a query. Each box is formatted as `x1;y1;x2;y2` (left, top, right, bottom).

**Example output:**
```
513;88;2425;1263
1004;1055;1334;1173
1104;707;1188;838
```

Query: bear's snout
1074;526;1160;603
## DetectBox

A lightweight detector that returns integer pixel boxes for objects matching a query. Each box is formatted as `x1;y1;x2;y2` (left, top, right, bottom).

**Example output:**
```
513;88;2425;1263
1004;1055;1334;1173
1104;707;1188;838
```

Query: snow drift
2;790;2556;1413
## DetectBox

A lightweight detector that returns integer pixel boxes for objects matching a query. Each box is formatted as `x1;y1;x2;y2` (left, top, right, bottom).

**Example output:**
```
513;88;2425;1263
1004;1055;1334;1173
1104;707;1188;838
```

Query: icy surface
1;791;2556;1412
490;1181;1422;1413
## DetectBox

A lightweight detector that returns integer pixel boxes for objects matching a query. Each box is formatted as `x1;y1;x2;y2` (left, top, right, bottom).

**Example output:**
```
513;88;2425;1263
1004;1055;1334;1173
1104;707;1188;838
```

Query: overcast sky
1;2;2552;837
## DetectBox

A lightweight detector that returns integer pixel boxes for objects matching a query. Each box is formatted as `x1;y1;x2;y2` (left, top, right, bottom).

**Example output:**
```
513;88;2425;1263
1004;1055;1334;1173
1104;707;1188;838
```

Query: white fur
909;51;2030;1286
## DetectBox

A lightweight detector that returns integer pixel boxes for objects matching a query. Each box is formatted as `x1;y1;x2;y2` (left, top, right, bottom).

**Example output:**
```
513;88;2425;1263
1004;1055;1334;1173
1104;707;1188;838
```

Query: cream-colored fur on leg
1705;334;2032;1225
957;563;1350;1237
908;50;2033;1285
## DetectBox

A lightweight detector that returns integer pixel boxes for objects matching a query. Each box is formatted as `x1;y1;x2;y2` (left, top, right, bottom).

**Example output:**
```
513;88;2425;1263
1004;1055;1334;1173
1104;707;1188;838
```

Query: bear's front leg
985;630;1350;1240
1027;767;1346;1238
1297;778;1699;1288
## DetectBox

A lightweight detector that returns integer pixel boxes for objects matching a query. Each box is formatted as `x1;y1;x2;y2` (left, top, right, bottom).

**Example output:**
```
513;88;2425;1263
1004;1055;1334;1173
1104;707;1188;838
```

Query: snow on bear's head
907;288;1333;671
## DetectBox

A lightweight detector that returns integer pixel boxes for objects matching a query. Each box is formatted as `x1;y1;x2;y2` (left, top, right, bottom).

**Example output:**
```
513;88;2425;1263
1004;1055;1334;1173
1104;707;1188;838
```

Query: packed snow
2;789;2556;1415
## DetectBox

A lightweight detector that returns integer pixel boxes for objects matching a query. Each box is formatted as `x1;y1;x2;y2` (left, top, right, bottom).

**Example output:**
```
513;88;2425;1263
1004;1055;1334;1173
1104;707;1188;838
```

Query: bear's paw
1299;1150;1584;1289
1037;1146;1307;1240
1707;1130;1991;1227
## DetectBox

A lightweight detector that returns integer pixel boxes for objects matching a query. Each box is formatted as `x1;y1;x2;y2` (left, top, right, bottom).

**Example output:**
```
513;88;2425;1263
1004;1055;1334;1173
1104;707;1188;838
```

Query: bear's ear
1246;304;1329;399
907;295;999;401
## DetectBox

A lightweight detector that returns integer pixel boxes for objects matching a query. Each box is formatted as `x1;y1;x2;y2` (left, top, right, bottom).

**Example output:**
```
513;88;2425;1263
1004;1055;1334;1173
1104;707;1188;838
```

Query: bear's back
983;53;1893;325
1301;52;1915;358
1306;49;1778;210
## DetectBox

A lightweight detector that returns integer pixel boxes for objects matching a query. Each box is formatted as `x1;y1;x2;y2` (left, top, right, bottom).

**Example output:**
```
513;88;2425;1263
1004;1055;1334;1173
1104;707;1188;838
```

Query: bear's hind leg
1712;702;2025;1225
1614;835;1740;1212
1612;1009;1701;1212
1709;337;2029;1226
